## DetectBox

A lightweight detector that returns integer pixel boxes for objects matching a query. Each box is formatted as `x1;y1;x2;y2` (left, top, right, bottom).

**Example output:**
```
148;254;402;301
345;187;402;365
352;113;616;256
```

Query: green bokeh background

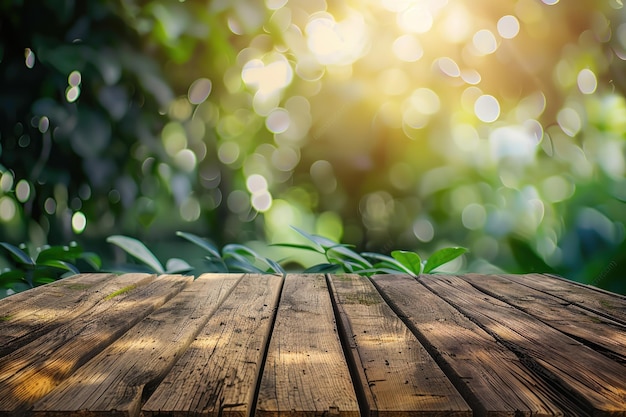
1;0;625;293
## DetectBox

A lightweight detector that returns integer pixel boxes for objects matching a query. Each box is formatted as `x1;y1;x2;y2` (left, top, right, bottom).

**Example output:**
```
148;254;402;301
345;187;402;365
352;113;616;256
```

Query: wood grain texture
142;273;283;417
459;273;626;362
0;273;148;358
32;273;242;417
422;274;626;416
256;274;360;417
0;274;190;416
329;274;471;417
496;273;626;325
372;274;574;417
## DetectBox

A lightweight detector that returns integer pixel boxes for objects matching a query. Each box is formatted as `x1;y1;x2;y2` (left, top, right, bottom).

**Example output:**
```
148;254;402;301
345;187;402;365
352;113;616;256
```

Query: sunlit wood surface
0;273;625;417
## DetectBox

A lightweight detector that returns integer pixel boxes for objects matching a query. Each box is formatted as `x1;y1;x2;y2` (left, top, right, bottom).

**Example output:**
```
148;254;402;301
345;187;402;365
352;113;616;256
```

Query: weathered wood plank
422;274;626;416
372;274;578;417
459;273;626;362
32;273;242;417
256;274;360;417
0;274;190;416
328;274;471;417
496;273;626;325
0;273;149;358
142;273;283;417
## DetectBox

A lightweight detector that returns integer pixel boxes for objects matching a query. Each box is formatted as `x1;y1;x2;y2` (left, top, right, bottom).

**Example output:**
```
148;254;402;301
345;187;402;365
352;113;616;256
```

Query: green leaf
327;245;372;268
271;242;321;253
106;235;165;274
38;260;80;274
34;277;56;285
165;258;193;274
0;243;35;266
391;251;422;275
36;245;82;263
80;252;102;270
362;252;415;275
423;247;468;273
355;267;406;276
0;269;25;283
222;243;259;259
263;257;285;274
290;226;339;253
203;257;229;273
225;258;267;274
176;231;221;259
302;263;342;273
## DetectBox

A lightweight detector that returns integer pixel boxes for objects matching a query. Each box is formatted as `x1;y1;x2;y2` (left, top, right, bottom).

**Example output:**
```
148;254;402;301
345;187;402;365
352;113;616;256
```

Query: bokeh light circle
474;95;500;122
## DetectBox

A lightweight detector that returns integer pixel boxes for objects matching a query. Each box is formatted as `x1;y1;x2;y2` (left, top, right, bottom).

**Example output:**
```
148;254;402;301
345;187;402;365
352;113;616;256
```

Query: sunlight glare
306;11;368;66
247;174;269;194
381;0;411;13
24;48;35;68
461;69;481;85
440;4;472;43
409;88;440;115
436;57;461;77
265;0;288;10
497;15;520;39
398;5;433;34
392;34;424;62
472;30;498;55
188;78;212;105
577;69;597;94
489;125;538;164
242;54;293;95
266;108;291;133
413;218;434;242
0;197;16;222
557;107;582;136
72;211;87;234
474;95;500;122
378;68;410;95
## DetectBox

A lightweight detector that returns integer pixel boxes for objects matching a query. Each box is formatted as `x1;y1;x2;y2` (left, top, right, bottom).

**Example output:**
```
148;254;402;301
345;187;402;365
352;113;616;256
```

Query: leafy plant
106;235;193;274
176;231;285;274
275;226;467;276
0;241;101;296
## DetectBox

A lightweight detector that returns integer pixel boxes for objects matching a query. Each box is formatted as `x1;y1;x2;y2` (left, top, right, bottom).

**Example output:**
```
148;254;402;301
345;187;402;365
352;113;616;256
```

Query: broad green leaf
106;235;165;274
423;247;468;273
38;260;80;274
225;258;266;274
80;252;102;270
34;277;56;285
222;244;259;258
291;226;340;252
36;245;82;263
362;252;415;275
263;257;285;274
391;251;422;275
176;231;221;259
0;243;35;266
0;270;25;282
356;267;406;276
271;243;322;253
327;245;372;268
203;256;229;273
165;258;193;274
335;260;372;274
302;263;342;273
6;282;30;293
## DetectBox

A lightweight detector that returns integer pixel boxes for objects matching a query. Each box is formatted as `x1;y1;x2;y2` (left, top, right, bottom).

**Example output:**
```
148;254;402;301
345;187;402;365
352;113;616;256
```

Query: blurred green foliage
1;0;625;294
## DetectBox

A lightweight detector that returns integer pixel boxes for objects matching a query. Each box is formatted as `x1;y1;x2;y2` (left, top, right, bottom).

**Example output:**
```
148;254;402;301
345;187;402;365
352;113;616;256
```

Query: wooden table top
0;272;625;417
